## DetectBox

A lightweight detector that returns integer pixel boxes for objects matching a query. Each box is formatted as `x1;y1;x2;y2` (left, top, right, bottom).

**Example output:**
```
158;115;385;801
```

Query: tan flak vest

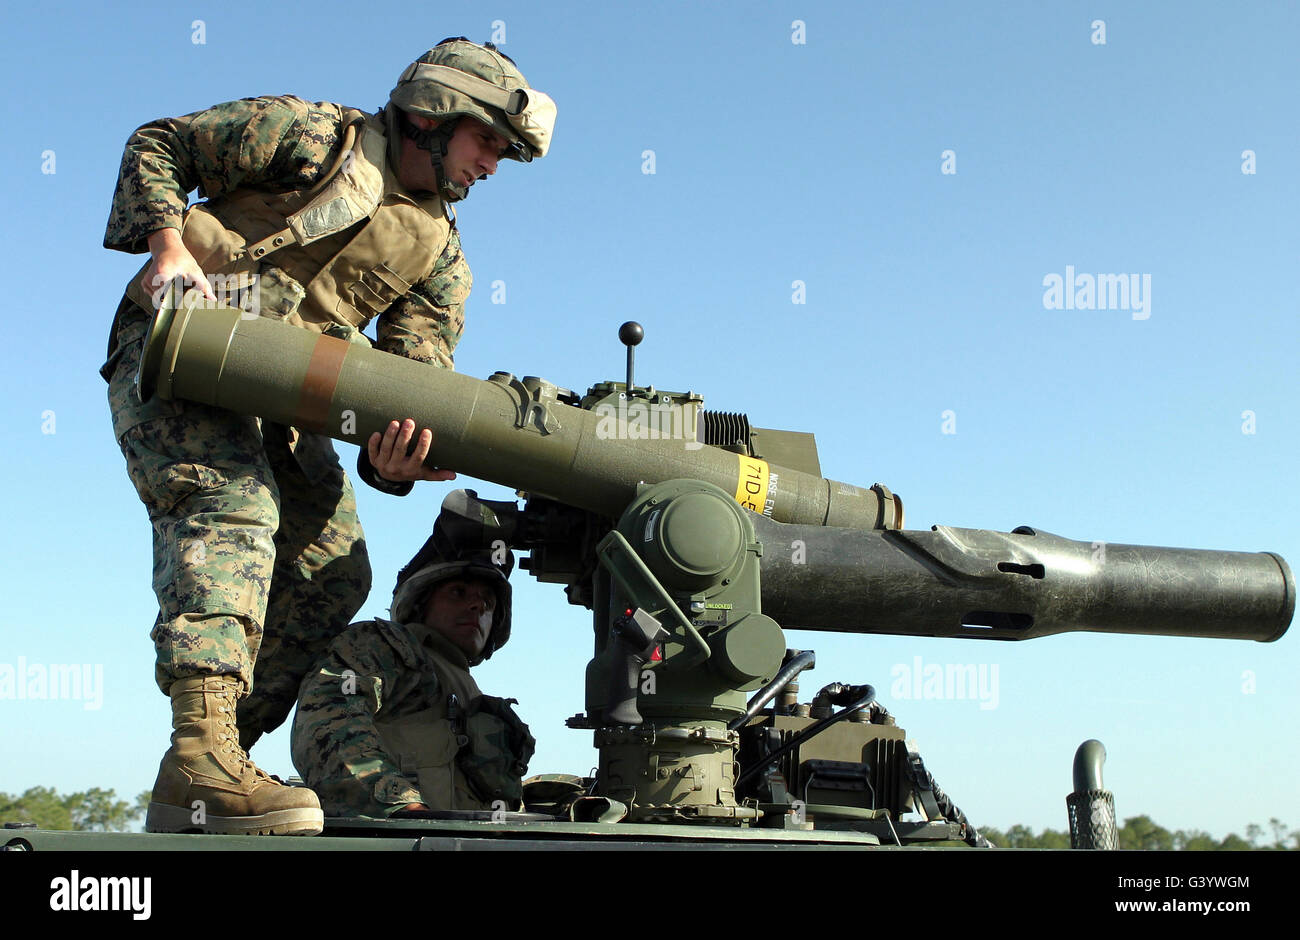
373;624;508;813
125;106;452;333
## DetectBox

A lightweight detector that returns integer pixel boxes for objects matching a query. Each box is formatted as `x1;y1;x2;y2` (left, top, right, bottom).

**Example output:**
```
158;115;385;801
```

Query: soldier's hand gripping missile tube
139;298;1294;829
368;418;457;483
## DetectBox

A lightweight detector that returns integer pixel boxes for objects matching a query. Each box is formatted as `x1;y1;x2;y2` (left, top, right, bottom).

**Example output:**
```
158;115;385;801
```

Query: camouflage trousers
104;301;372;746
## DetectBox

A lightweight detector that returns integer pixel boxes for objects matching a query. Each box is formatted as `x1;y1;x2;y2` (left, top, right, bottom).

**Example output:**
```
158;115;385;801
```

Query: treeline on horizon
2;786;151;833
2;786;1295;849
979;815;1297;850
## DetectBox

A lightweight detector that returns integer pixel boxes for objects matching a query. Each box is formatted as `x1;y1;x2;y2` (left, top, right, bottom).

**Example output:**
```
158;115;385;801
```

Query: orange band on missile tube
734;455;771;515
296;334;350;432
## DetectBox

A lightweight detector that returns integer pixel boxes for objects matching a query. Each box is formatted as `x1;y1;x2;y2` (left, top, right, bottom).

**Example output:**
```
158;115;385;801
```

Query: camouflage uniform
291;617;533;817
102;96;471;741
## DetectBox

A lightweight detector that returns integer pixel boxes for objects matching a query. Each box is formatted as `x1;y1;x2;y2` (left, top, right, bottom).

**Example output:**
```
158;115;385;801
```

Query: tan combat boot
145;675;324;835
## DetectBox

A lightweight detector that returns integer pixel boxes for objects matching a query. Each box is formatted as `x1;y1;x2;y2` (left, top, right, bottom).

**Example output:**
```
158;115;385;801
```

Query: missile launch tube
138;301;900;530
752;515;1293;642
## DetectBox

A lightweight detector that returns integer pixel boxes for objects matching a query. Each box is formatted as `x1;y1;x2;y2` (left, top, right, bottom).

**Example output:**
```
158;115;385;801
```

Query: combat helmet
387;37;556;201
391;543;514;665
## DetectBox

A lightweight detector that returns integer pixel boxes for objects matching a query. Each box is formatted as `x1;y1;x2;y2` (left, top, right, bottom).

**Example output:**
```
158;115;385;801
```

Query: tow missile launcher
121;295;1293;847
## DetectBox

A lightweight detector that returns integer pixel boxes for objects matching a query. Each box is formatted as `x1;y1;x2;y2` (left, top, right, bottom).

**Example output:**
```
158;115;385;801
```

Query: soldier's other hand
369;419;456;483
142;228;215;304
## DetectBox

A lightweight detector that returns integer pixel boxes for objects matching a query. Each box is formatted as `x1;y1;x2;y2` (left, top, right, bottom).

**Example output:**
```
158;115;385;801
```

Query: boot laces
215;685;285;786
214;687;258;774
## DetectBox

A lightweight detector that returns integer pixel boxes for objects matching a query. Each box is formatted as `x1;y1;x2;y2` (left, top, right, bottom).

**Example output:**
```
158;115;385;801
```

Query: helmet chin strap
401;117;469;202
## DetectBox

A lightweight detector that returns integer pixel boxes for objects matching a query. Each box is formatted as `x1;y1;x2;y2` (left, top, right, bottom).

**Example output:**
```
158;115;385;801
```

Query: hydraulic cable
726;650;816;733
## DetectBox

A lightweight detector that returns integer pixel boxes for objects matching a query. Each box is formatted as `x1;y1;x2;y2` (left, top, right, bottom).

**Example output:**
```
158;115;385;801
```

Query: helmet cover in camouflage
388;38;555;164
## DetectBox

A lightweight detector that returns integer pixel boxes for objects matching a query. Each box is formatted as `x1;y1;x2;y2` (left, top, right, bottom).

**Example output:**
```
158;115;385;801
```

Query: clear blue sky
1;0;1296;841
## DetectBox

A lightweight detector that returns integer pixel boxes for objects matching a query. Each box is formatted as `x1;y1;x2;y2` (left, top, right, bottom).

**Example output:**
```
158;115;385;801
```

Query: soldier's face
400;115;509;193
422;577;496;659
441;117;510;189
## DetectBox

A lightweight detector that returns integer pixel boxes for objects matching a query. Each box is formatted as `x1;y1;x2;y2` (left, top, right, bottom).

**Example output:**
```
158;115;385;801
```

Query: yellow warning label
734;455;770;515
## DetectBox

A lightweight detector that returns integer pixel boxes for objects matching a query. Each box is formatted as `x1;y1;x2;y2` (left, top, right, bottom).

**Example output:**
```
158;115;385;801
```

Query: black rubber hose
726;650;817;732
903;750;990;848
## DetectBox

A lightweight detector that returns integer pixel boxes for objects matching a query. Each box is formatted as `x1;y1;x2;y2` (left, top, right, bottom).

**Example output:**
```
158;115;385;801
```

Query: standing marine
100;38;555;835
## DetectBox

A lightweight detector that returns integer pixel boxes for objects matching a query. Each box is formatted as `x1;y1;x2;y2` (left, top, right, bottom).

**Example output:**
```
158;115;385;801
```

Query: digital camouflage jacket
104;95;471;369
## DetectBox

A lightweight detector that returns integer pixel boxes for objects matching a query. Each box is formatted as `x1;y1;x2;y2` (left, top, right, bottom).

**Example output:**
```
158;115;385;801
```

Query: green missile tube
137;299;901;530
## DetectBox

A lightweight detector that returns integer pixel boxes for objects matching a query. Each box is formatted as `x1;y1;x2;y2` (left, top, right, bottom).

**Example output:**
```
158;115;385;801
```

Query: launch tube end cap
135;294;187;403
